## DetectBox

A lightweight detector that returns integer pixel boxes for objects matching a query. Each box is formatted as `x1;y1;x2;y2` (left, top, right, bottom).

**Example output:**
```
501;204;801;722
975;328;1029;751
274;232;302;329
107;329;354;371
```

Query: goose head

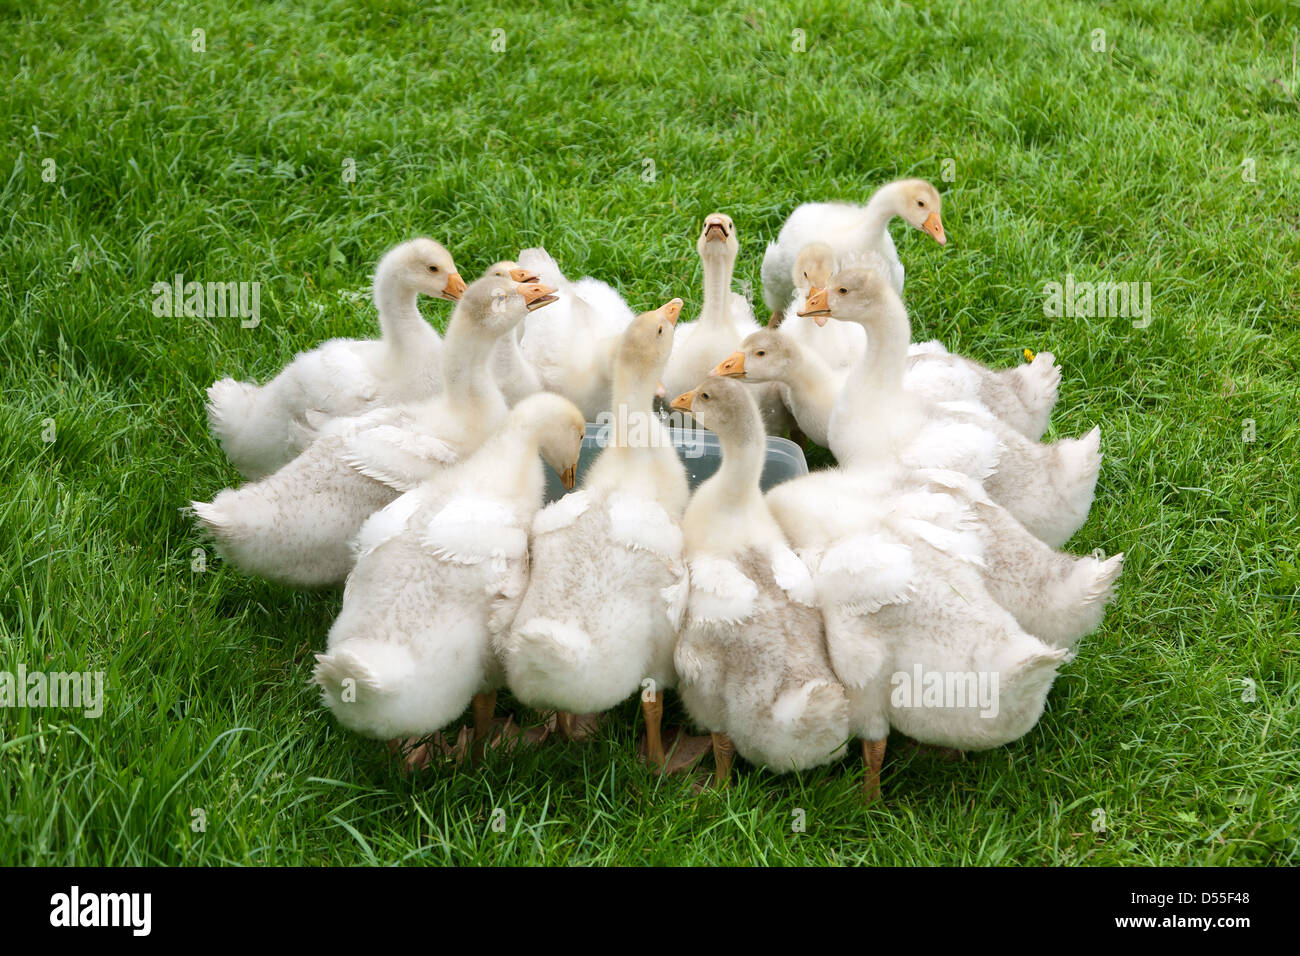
511;392;587;490
377;237;467;301
619;297;682;376
488;260;541;283
798;266;895;327
670;374;759;438
459;272;559;338
792;245;893;308
887;179;946;245
696;212;739;263
791;242;836;295
620;297;682;402
712;329;798;384
485;262;541;346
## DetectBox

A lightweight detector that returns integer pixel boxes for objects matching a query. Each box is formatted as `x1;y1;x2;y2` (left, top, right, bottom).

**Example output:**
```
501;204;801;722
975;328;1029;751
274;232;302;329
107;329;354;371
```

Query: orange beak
798;287;831;326
670;390;695;413
442;271;467;300
702;215;729;242
713;351;745;378
922;211;946;245
559;464;577;491
517;282;559;311
508;267;539;282
659;298;683;325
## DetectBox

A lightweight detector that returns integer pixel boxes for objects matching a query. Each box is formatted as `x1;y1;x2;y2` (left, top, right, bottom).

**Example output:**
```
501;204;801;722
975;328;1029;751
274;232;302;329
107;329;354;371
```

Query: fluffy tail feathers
312;641;419;739
500;617;631;713
205;378;260;437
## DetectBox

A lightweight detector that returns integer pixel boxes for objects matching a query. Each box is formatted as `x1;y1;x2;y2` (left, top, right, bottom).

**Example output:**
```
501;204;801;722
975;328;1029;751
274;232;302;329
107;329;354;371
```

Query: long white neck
609;354;662;449
442;314;508;415
590;334;622;393
373;266;433;351
683;407;769;554
714;417;766;495
699;249;735;329
493;329;537;388
833;292;918;462
857;184;901;244
784;350;839;420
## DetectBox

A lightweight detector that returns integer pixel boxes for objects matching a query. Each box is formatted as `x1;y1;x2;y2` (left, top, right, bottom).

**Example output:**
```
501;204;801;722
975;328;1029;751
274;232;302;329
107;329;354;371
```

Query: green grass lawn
1;0;1297;866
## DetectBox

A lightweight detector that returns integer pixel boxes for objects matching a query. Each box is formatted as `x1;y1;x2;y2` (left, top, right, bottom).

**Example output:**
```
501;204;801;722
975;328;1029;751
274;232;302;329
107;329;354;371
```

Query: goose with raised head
714;329;840;448
759;267;1121;797
313;392;586;755
500;299;693;766
206;238;466;479
191;273;557;588
804;266;1101;548
670;376;850;786
515;247;636;421
663;214;759;402
761;178;946;323
663;214;788;433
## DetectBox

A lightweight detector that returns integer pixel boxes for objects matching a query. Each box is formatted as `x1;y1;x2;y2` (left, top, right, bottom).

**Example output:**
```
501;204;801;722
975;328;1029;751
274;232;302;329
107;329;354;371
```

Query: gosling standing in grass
670;376;850;786
500;299;691;766
313;393;586;754
761;178;947;324
192;272;556;587
206;238;465;479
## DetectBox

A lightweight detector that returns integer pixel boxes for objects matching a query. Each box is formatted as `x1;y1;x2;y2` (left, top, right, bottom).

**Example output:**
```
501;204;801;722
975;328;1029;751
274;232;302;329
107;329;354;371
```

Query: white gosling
761;178;946;322
670;376;850;785
206;238;465;479
500;299;690;766
714;329;840;448
663;213;787;432
312;392;586;744
190;272;557;588
663;214;759;402
781;243;1062;440
804;267;1101;548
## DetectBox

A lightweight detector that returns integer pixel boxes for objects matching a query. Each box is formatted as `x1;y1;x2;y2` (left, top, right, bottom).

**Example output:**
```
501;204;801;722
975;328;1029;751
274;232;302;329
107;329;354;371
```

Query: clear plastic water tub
543;422;808;503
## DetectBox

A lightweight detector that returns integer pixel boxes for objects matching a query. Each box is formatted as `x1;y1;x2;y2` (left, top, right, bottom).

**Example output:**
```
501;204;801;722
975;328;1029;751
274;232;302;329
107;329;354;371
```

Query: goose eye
756;350;765;357
838;288;848;295
428;265;439;273
700;392;710;400
657;326;663;337
917;200;925;208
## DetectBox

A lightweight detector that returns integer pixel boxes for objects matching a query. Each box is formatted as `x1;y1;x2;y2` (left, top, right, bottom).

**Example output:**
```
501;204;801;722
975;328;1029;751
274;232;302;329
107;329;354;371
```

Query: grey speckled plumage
676;548;850;771
312;393;587;740
672;374;850;773
500;299;690;714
